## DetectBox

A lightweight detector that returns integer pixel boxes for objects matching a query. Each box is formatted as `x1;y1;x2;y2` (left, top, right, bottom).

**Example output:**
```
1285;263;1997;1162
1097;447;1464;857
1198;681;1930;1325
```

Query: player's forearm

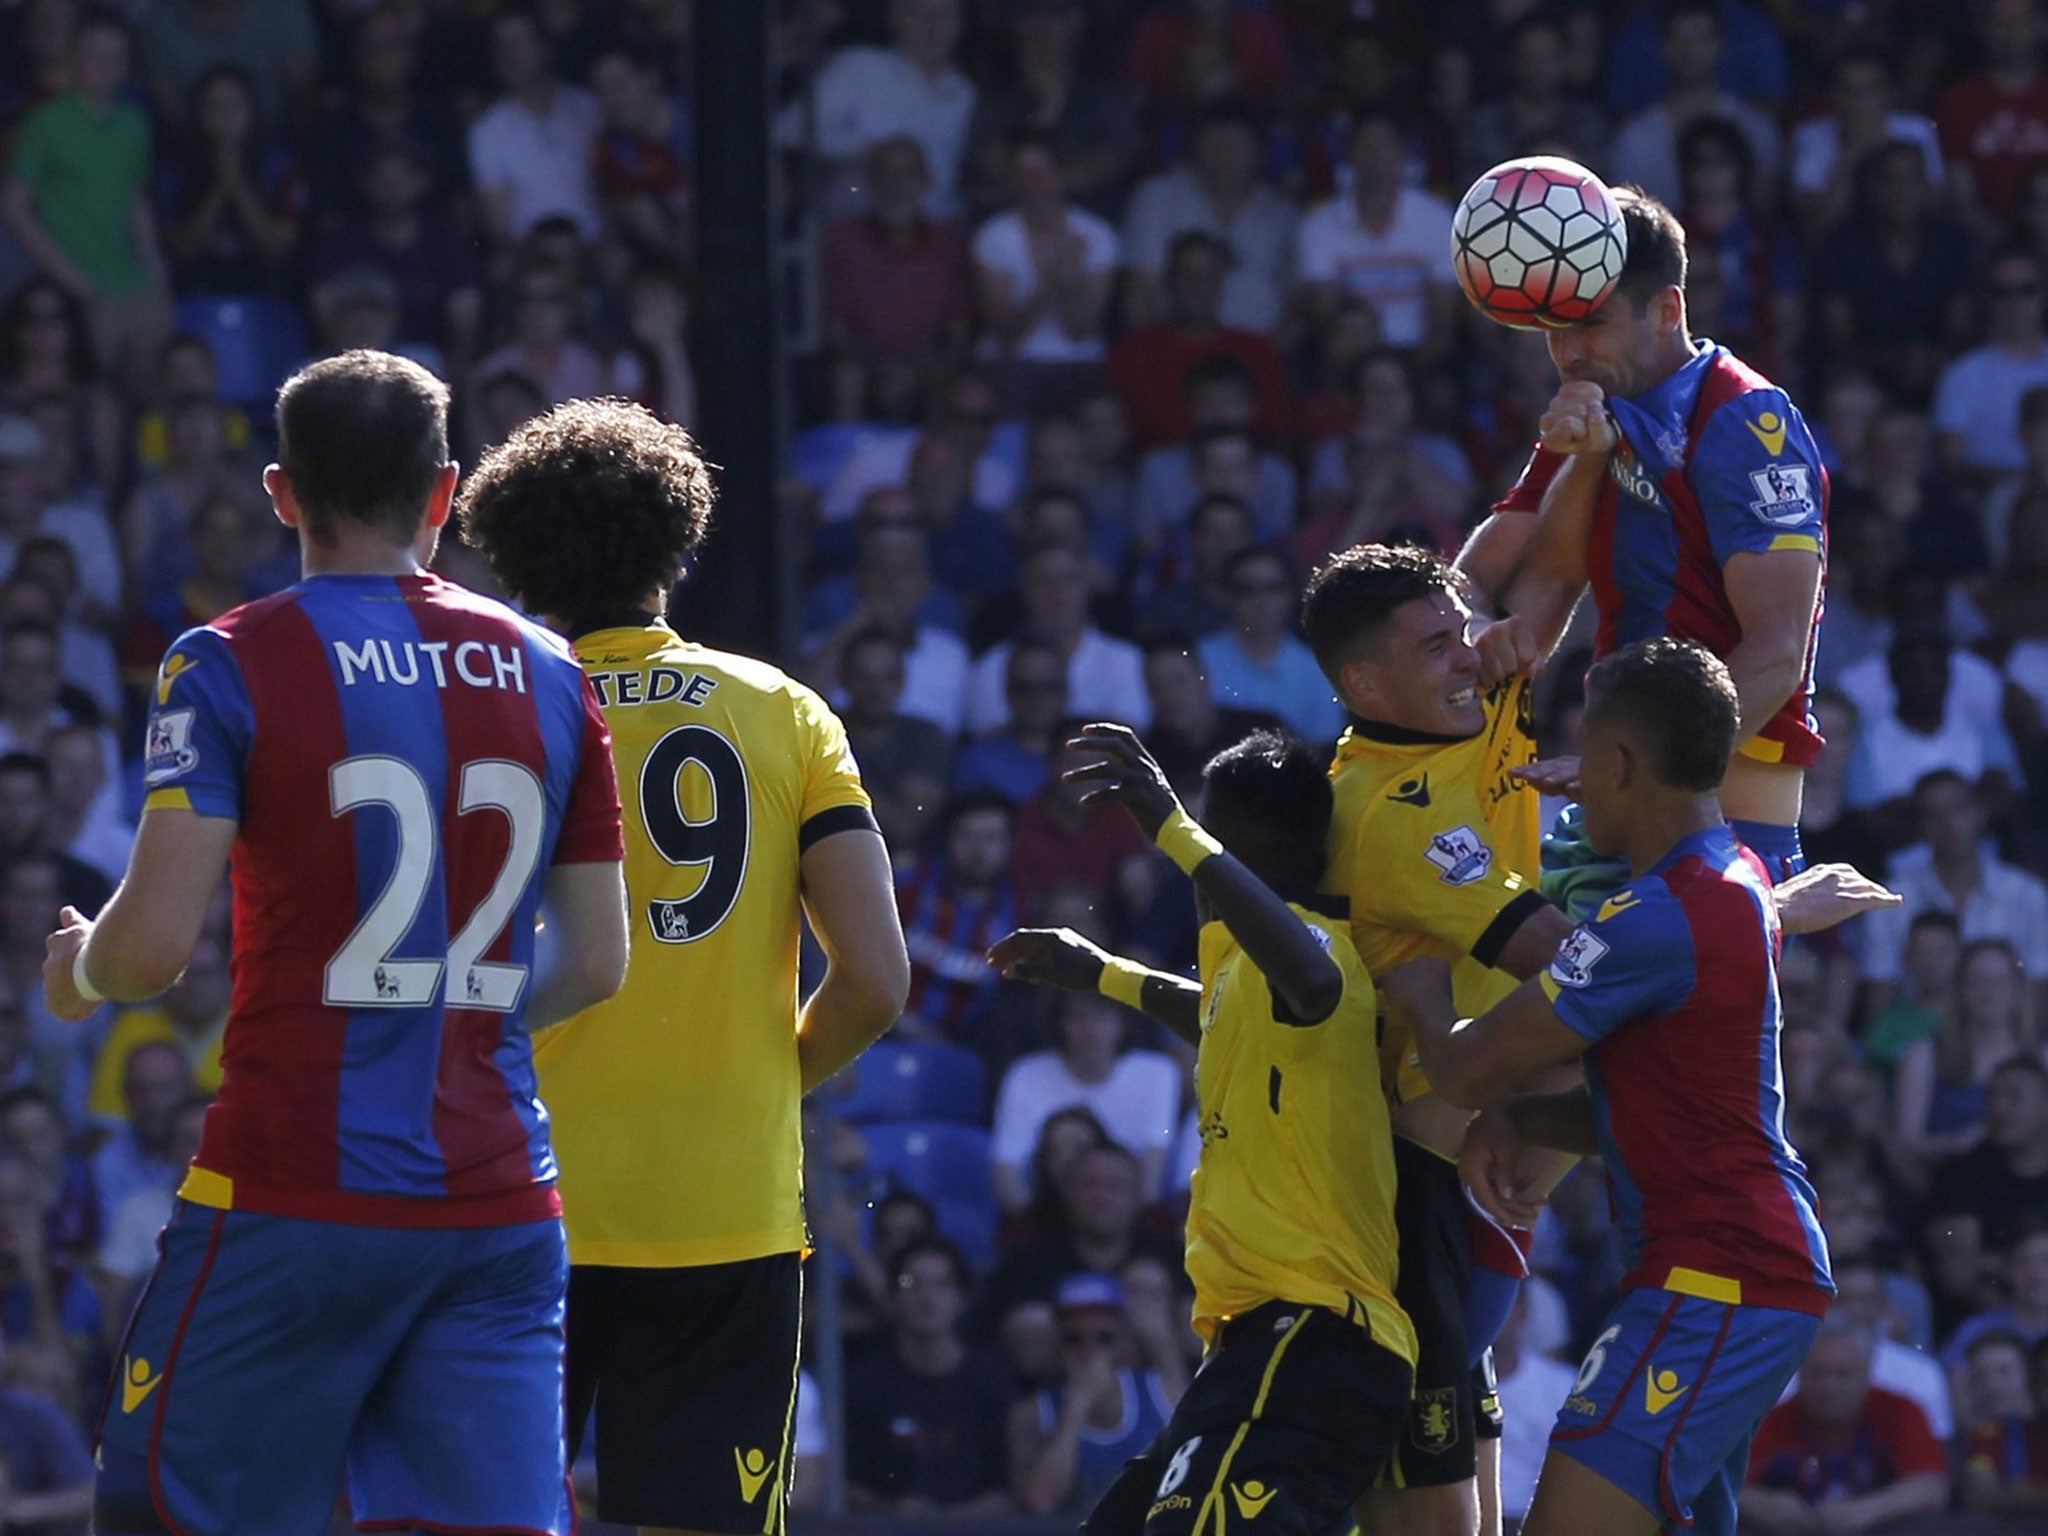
1722;630;1807;746
1185;848;1344;1025
797;964;906;1093
3;184;88;293
1455;513;1536;611
1104;962;1202;1048
1504;1086;1599;1155
1504;451;1602;655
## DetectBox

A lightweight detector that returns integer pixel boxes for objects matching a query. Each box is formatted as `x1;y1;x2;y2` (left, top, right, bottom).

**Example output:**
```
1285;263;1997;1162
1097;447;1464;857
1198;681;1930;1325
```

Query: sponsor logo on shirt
1548;927;1611;988
1746;409;1789;456
1608;442;1666;510
144;709;198;785
1748;462;1816;525
1424;825;1493;886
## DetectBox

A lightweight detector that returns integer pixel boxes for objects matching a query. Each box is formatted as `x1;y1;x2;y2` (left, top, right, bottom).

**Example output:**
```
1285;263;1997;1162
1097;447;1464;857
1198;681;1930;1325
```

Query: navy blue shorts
1548;1288;1820;1535
95;1200;572;1535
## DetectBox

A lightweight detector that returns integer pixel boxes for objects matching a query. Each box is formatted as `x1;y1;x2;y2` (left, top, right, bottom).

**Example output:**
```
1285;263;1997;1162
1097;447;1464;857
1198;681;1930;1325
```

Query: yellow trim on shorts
1664;1266;1742;1305
1192;1309;1311;1535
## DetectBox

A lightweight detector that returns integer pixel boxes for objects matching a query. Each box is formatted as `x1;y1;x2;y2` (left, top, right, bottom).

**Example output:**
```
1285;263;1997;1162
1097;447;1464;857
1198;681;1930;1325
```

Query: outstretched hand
1774;862;1901;935
1061;723;1179;839
988;927;1113;993
1509;756;1582;799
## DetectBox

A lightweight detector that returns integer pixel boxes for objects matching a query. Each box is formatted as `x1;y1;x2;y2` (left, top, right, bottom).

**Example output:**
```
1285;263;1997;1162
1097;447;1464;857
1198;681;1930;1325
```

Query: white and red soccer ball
1451;157;1628;330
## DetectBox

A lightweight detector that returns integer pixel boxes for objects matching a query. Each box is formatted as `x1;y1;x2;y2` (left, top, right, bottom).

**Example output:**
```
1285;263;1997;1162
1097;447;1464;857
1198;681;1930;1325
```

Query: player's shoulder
1693;354;1817;466
1548;876;1690;987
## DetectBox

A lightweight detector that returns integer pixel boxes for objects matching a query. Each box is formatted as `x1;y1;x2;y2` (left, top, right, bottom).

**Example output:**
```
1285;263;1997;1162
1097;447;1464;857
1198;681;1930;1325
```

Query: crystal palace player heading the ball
1463;185;1827;895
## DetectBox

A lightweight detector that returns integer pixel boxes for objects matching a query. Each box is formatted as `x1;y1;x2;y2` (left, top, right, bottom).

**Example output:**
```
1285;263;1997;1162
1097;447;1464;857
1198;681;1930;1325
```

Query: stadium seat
787;422;899;496
827;1040;988;1125
173;295;309;408
859;1121;994;1207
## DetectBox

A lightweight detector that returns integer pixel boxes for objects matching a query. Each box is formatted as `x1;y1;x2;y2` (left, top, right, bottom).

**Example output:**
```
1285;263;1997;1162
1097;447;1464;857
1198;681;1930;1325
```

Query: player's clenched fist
1476;612;1544;687
1538;380;1616;457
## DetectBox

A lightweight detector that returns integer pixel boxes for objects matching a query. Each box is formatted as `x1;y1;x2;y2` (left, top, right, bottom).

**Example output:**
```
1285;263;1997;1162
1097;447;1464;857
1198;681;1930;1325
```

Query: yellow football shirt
535;623;874;1267
1182;908;1416;1366
1324;676;1545;1103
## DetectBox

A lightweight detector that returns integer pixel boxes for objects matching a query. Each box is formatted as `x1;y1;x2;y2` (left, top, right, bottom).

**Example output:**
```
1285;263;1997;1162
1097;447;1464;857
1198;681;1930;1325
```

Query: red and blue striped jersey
1496;341;1828;767
1538;825;1833;1315
141;572;624;1228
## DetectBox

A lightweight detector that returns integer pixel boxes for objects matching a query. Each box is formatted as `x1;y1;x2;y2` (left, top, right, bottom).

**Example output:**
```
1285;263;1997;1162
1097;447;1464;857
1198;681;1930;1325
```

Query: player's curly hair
1200;730;1333;894
1300;541;1458;684
1583;639;1736;793
458;398;716;633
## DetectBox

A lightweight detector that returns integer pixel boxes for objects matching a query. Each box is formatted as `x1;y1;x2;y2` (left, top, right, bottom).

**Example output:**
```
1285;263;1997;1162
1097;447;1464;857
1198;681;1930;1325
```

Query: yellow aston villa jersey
1183;908;1415;1365
536;623;873;1266
1324;676;1544;1104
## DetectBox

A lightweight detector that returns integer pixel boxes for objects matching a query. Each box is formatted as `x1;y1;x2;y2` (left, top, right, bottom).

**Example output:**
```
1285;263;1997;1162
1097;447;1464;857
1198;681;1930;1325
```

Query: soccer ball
1451;158;1628;330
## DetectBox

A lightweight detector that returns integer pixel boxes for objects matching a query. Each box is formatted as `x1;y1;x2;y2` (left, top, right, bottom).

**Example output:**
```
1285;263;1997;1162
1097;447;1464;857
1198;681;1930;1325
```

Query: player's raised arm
1062;723;1346;1026
989;926;1203;1047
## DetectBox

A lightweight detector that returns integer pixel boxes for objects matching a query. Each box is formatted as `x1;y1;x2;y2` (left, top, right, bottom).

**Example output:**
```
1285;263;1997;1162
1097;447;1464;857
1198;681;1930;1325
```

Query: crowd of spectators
1;0;2047;1530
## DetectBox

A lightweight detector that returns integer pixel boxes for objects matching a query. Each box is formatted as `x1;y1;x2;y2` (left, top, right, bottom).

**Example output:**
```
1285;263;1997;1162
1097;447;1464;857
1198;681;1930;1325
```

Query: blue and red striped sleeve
1690;388;1826;564
1538;884;1695;1043
552;674;624;865
141;626;252;820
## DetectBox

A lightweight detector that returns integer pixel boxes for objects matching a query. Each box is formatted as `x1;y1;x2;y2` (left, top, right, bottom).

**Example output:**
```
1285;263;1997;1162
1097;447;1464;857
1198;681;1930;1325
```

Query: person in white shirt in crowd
991;991;1179;1207
1132;362;1298;546
1843;627;2020;814
973;132;1118;369
805;520;971;737
1789;48;1943;243
1607;0;1781;207
2;556;116;724
968;544;1149;736
1935;248;2048;490
0;621;121;830
1296;109;1454;362
94;1093;206;1304
0;416;121;638
794;0;975;219
1120;102;1299;337
467;7;601;247
821;371;1020;524
45;718;130;888
1861;770;2048;1015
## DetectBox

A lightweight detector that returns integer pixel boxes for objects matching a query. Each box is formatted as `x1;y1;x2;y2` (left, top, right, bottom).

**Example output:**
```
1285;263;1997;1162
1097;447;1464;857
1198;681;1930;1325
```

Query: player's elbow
1277;963;1344;1027
844;943;912;1033
562;931;628;1017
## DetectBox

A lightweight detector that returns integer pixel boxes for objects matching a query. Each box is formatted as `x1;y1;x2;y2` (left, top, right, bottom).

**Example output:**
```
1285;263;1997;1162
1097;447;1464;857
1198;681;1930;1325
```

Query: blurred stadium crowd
0;0;2047;1530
